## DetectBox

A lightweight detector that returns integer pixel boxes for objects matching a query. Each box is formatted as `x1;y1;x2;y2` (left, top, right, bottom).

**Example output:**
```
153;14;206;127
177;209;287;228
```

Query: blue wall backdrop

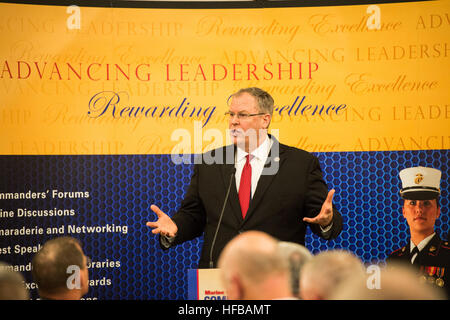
0;149;448;299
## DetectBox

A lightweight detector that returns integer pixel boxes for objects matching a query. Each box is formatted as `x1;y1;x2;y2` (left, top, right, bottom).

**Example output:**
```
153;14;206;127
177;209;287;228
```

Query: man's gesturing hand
303;189;335;228
146;204;178;237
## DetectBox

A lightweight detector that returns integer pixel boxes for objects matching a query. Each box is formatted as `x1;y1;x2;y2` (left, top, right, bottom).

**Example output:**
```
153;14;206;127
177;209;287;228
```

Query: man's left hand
303;189;335;227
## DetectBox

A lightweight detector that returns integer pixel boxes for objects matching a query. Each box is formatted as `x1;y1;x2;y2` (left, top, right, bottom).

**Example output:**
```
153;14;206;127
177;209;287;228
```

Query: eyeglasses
224;111;266;120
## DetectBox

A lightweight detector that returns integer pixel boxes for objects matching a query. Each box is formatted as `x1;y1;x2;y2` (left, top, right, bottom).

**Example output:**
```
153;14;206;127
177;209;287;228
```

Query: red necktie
239;154;252;218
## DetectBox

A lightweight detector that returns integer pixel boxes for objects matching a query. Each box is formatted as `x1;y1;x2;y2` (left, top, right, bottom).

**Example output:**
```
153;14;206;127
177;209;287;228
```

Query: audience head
218;231;292;300
330;262;446;300
277;241;312;297
0;262;29;300
32;236;89;300
299;249;366;300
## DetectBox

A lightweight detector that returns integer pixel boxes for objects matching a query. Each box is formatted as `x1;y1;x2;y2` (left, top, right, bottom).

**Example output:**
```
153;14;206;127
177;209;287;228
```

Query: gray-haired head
277;241;312;297
0;262;29;300
330;262;447;300
299;250;366;300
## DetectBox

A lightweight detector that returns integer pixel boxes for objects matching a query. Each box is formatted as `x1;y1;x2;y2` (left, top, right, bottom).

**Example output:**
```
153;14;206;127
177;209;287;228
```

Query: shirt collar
236;134;271;162
410;232;435;253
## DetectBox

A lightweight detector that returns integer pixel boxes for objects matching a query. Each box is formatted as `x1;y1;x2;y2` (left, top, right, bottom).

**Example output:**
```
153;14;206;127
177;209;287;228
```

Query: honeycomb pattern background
0;149;448;299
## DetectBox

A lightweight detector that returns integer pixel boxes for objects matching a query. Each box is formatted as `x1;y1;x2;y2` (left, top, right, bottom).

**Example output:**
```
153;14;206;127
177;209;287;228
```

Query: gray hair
330;262;447;300
0;262;29;300
300;250;366;299
230;87;275;115
277;242;312;296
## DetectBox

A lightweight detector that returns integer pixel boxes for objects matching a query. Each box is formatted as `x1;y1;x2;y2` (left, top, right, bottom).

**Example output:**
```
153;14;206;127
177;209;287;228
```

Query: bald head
218;231;291;299
32;236;89;299
219;231;283;280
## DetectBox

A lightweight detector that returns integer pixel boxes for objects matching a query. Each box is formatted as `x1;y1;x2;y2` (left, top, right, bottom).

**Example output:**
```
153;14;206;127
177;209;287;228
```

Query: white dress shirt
235;135;332;233
410;232;435;264
235;136;272;197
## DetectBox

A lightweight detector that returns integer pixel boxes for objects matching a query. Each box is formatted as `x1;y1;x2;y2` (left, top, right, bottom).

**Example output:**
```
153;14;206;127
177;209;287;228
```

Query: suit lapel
220;145;243;224
242;138;286;224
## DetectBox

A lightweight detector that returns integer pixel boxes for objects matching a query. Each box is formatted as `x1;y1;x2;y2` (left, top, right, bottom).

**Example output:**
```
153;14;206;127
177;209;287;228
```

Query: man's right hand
146;204;178;237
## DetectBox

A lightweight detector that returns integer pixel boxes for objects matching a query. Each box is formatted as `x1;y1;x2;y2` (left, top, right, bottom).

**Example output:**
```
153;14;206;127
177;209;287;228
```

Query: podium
187;268;228;300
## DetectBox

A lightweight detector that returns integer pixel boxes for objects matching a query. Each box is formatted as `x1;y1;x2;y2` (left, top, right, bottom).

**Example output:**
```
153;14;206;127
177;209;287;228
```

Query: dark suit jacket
387;233;450;298
163;138;343;268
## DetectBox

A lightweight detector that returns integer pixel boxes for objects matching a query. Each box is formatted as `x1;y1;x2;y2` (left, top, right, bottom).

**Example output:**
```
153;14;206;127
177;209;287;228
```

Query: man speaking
146;87;343;268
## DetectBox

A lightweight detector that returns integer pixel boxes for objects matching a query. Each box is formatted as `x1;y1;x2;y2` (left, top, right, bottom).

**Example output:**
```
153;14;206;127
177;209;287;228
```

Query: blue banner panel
187;269;198;300
0;150;448;299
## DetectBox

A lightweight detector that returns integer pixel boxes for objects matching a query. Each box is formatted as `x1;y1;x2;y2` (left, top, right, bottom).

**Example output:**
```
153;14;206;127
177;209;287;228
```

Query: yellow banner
1;1;449;154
